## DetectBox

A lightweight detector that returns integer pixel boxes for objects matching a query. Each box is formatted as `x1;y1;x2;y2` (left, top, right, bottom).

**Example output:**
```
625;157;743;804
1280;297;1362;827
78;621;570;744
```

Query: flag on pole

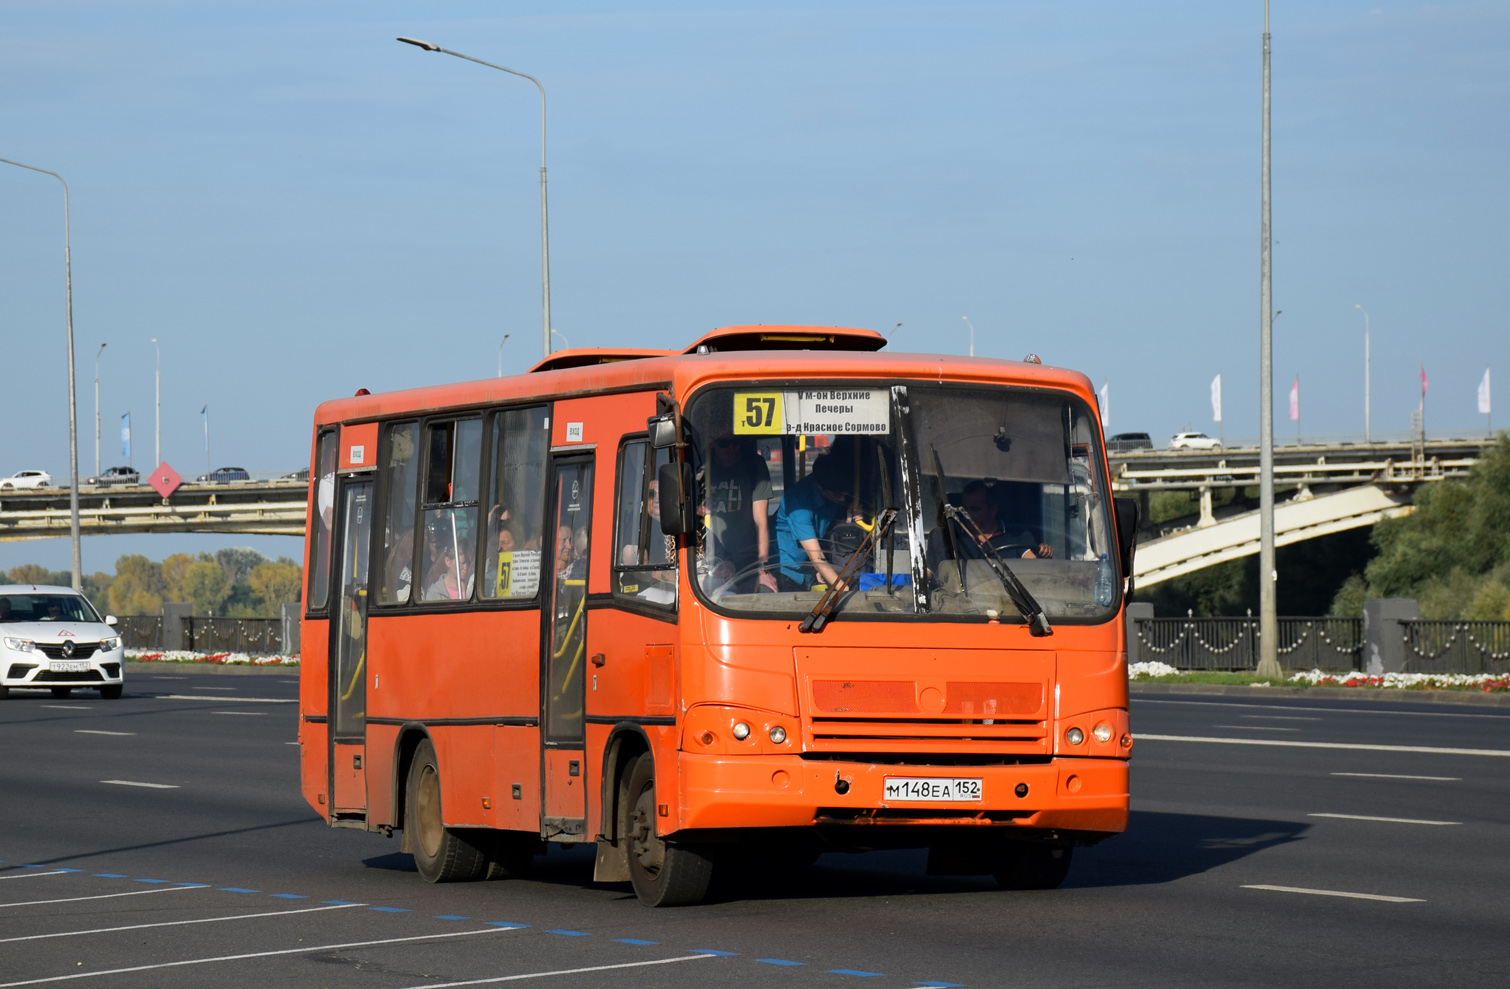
1420;366;1429;411
1210;374;1222;423
1477;368;1490;415
1288;375;1299;421
120;412;131;459
1098;381;1109;430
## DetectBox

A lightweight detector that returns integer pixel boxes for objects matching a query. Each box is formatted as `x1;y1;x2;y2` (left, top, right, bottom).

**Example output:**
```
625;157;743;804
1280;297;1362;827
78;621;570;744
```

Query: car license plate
883;777;983;802
50;661;88;673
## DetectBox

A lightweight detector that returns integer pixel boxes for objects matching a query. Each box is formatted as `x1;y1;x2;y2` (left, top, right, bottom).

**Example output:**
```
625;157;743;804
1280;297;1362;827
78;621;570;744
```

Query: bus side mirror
1114;497;1140;585
657;461;696;536
648;415;678;450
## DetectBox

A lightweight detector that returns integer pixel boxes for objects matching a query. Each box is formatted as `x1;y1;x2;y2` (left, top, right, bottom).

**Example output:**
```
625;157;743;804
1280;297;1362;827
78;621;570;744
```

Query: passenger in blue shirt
774;454;853;590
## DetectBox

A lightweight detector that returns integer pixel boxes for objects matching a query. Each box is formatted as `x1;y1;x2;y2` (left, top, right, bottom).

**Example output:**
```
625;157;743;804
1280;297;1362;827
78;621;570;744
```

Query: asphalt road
2;670;1508;988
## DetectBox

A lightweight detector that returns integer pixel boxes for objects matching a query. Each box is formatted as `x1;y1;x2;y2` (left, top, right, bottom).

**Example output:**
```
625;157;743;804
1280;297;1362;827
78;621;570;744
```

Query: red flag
1420;365;1429;411
1288;375;1299;421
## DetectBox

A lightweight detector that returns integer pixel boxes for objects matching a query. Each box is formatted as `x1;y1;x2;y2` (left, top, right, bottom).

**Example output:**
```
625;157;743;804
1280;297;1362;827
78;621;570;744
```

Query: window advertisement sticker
733;389;890;436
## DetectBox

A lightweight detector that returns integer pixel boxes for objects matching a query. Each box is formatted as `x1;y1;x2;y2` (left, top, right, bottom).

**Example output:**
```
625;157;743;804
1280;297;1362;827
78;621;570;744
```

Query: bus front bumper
676;753;1127;835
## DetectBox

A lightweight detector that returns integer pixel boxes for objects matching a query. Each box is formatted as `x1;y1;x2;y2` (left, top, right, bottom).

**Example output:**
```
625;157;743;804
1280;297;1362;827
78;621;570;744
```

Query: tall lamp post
94;343;107;477
961;316;976;357
398;37;553;362
1;156;82;590
497;333;510;377
151;337;161;466
1255;3;1280;680
1354;304;1370;443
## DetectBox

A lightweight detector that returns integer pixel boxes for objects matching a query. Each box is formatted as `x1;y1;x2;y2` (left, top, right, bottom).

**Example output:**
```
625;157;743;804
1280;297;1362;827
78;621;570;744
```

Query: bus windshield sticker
733;389;890;436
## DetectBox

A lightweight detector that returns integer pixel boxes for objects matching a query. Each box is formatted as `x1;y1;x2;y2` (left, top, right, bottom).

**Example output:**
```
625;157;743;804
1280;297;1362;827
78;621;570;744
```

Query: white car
0;470;52;490
1169;432;1222;451
0;586;125;700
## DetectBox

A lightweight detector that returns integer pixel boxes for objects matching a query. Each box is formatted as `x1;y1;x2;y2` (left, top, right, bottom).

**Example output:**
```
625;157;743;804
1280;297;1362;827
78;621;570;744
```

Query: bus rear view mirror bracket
658;460;696;536
648;415;678;450
1114;497;1140;586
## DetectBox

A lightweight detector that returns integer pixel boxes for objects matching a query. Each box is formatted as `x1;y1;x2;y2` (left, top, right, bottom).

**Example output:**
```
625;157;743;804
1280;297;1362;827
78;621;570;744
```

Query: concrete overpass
0;480;308;542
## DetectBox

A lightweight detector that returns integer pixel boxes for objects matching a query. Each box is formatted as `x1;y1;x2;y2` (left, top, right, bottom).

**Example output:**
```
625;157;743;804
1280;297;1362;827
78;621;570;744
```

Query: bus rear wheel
622;752;713;907
992;840;1073;890
406;739;487;883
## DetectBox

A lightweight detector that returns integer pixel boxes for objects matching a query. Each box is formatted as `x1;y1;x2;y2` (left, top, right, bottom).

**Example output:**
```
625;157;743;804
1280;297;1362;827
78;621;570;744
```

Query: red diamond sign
150;461;183;499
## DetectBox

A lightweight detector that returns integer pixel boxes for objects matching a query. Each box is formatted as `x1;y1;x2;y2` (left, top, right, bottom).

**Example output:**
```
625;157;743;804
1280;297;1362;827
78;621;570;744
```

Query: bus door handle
591;652;606;667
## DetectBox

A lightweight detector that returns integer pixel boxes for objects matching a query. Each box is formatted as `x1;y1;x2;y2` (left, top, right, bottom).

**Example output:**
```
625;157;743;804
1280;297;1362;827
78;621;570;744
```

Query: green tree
6;563;51;585
108;554;165;615
160;553;197;603
248;559;303;615
181;560;231;615
216;547;267;587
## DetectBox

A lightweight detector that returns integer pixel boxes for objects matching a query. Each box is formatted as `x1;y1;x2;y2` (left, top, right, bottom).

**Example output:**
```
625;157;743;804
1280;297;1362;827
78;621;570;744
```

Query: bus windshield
684;382;1118;624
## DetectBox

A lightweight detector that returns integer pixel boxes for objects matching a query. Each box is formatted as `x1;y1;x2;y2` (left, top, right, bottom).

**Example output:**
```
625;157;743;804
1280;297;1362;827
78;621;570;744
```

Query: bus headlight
3;637;35;653
1092;723;1113;743
1065;727;1085;746
768;725;787;744
731;722;751;741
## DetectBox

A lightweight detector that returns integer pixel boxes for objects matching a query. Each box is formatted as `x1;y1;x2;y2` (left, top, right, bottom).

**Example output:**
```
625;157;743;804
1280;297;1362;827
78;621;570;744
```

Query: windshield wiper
930;447;1052;637
799;508;898;634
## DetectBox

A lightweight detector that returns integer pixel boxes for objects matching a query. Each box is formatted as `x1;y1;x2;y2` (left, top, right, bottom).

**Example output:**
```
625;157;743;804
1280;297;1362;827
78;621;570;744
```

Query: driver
927;480;1052;575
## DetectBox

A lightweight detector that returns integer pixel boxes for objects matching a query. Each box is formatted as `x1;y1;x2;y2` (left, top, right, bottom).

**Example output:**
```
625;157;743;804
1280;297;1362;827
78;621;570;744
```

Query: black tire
51;686;72;698
100;684;123;700
622;752;714;906
0;685;9;700
405;739;487;883
992;841;1073;890
482;831;538;880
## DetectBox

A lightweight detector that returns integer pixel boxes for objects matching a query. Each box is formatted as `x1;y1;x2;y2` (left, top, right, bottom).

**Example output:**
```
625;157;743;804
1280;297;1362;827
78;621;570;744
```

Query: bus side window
481;406;550;600
306;428;338;613
417;418;482;603
613;438;676;607
375;421;420;605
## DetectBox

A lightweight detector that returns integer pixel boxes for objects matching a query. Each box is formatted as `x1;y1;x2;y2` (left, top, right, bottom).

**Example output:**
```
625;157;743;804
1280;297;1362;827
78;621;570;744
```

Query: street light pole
94;343;106;477
1255;2;1280;680
961;316;976;357
1354;304;1370;443
398;37;553;361
497;333;510;377
152;337;161;465
0;156;82;590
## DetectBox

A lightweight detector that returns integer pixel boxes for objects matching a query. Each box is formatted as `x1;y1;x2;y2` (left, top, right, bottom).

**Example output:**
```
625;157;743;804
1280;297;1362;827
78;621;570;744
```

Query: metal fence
1400;620;1510;675
115;615;164;650
183;617;283;655
1133;616;1364;671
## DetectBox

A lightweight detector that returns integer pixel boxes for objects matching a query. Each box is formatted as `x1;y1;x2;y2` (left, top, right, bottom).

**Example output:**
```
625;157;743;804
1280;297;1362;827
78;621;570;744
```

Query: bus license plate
50;661;88;673
883;777;982;802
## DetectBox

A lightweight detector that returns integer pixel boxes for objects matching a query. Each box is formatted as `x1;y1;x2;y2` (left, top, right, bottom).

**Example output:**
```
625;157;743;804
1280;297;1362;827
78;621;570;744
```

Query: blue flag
120;412;131;459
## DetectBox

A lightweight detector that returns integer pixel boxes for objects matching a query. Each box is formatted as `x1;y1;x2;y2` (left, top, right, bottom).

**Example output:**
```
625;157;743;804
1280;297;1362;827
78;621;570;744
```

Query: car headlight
4;637;35;652
99;637;121;652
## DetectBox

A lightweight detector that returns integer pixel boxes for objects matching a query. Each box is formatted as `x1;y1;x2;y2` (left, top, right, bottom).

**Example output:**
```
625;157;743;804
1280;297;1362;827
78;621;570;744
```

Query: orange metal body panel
494;726;542;832
299;618;330;817
299;721;327;814
366;723;399;827
339;422;379;471
366;612;538;723
429;726;495;827
331;741;366;813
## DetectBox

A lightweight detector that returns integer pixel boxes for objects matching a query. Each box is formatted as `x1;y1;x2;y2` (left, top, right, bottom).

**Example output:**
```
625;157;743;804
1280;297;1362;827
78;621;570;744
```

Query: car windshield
0;593;101;623
683;382;1118;625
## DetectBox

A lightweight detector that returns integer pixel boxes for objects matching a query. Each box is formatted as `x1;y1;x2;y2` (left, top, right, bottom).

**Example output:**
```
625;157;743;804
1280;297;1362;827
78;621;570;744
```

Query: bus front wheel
622;752;714;907
992;840;1073;890
406;739;487;883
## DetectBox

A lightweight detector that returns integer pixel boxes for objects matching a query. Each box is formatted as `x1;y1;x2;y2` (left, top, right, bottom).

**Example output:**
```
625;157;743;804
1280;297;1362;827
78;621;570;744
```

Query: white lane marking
400;954;718;989
1213;725;1300;732
0;927;512;987
0;901;363;944
0;885;203;909
1331;772;1461;781
100;780;179;789
39;706;91;711
159;695;294;704
1241;715;1322;721
212;711;266;716
1135;734;1510;757
1243;884;1424;903
1135;698;1510;720
1309;813;1461;826
192;686;237;691
74;730;134;736
0;871;69;882
285;741;299;746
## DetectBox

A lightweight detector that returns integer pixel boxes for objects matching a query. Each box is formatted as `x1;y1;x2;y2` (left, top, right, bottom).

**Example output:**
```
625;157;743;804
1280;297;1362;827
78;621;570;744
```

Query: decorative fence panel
116;615;164;650
1400;620;1510;675
1134;617;1363;671
183;617;283;655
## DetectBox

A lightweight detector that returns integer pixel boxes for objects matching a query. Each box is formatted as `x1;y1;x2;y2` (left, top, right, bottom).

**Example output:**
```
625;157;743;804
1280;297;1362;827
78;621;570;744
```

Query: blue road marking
220;887;259;893
614;939;659;945
829;970;885;977
756;959;805;966
371;906;408;913
270;893;305;899
135;879;170;884
177;884;210;888
689;950;738;956
94;873;127;878
56;868;81;873
486;922;529;929
322;899;360;905
20;864;44;868
435;915;471;921
546;929;590;936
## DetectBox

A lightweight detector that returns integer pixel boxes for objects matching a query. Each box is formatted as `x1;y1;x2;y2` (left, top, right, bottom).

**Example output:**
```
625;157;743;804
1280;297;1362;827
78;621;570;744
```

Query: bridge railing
184;617;284;655
1133;616;1364;671
116;615;164;650
1400;620;1510;675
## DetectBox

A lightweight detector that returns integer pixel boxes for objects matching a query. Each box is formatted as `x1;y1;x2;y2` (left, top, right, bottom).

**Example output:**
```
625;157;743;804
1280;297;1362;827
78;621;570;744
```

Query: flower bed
1130;660;1509;691
126;649;299;666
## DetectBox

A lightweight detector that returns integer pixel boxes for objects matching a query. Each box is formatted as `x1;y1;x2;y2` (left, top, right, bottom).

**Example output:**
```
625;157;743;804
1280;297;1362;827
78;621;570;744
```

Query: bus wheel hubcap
416;766;443;857
629;787;663;875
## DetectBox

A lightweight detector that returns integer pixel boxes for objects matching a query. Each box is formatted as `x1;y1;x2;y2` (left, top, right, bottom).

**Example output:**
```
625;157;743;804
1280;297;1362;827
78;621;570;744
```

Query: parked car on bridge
1169;432;1222;451
195;466;251;483
280;468;309;482
1107;432;1154;453
85;466;140;486
0;470;52;490
0;585;125;700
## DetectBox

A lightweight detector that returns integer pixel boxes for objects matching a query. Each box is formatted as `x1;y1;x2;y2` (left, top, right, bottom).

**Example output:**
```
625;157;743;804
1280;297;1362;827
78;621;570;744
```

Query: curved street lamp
398;37;553;361
0;156;82;590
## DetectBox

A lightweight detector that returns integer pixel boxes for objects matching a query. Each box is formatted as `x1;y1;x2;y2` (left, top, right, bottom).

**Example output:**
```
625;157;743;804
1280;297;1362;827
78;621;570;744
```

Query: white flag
1479;368;1491;415
1210;374;1222;424
1099;380;1109;430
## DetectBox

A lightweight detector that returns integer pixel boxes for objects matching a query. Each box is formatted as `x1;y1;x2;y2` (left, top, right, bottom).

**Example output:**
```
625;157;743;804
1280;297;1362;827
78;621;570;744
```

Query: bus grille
805;679;1048;755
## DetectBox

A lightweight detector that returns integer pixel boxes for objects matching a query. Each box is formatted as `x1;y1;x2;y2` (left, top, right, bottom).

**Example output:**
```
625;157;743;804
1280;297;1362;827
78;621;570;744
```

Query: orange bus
298;325;1138;906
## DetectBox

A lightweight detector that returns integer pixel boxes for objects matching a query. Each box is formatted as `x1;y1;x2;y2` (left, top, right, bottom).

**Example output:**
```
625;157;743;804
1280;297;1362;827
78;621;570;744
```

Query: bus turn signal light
1065;727;1084;746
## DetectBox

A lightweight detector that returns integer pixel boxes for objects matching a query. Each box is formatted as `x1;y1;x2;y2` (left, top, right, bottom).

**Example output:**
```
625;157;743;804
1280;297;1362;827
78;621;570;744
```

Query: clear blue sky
2;1;1506;573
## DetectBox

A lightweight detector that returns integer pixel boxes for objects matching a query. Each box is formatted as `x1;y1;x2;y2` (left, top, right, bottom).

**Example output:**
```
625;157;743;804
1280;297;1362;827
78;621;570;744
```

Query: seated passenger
773;454;853;592
424;542;474;600
703;433;776;593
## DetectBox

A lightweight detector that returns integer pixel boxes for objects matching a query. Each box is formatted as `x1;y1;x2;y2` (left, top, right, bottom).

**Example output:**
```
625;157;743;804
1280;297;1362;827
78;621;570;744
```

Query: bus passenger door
329;478;373;822
541;456;593;840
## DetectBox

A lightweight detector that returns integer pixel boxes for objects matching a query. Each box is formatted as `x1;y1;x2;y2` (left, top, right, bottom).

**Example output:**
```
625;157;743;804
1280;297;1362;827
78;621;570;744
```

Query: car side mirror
104;615;119;626
1114;497;1140;588
657;461;696;536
